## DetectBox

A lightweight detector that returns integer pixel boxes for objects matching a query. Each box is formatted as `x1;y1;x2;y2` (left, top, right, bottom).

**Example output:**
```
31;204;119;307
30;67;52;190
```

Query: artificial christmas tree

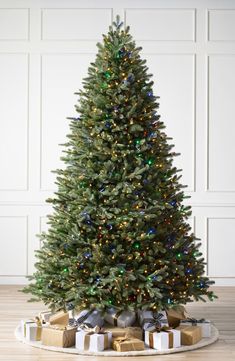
23;16;216;312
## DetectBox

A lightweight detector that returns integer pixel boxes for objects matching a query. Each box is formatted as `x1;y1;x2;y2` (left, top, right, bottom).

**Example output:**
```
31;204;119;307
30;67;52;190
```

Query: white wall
0;0;235;285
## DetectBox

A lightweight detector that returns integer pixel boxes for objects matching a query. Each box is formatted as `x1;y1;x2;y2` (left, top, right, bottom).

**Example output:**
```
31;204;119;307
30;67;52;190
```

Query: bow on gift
181;318;210;326
114;336;134;344
148;326;174;349
35;316;42;327
144;312;168;331
151;325;171;333
80;325;110;351
69;309;93;327
80;325;106;334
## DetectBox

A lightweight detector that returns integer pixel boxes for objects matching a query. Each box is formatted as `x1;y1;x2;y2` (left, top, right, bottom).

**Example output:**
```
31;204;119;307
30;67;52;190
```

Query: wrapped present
42;325;77;347
41;309;77;347
112;336;145;352
104;326;143;340
25;318;43;341
76;326;112;352
145;327;181;350
166;305;188;328
180;318;211;337
176;325;202;345
73;309;104;328
138;310;168;331
49;310;69;326
21;319;35;337
39;310;53;324
104;308;136;328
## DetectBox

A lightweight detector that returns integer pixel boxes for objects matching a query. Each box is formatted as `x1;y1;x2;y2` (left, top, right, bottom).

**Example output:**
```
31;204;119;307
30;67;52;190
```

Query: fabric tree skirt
15;324;219;356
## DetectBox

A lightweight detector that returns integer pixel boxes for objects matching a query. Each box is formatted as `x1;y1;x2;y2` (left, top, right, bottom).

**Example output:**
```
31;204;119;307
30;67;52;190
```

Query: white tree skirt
15;325;219;356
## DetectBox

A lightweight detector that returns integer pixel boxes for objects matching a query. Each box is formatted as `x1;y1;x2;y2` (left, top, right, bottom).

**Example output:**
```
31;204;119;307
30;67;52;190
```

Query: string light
26;16;216;312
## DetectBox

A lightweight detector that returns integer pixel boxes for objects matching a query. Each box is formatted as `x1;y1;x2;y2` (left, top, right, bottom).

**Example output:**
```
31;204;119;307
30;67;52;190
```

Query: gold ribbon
149;332;154;349
84;334;91;351
148;326;174;349
36;327;41;340
83;330;109;351
24;317;42;340
34;317;42;341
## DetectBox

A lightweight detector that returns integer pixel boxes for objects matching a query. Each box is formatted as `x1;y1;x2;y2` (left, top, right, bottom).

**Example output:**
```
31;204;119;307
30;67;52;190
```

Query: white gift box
138;310;169;330
39;311;53;323
75;309;104;328
104;308;136;328
75;330;112;351
21;319;35;337
180;319;211;337
25;322;43;341
145;329;181;350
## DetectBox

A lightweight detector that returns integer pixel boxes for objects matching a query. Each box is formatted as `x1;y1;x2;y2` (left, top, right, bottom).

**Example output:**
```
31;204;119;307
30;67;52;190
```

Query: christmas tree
23;16;216;312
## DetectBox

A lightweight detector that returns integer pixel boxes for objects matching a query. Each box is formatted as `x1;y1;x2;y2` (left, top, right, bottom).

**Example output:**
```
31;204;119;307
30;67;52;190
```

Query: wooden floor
0;286;234;361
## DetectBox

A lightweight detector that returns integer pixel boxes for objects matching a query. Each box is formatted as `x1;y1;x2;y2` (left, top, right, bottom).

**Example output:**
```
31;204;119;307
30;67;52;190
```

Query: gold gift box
49;310;69;326
41;326;77;347
105;326;143;340
42;310;75;347
112;336;145;352
166;306;188;328
176;325;202;345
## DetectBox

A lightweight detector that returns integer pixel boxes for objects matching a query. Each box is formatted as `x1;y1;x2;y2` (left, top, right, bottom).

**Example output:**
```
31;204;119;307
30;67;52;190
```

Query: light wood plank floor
0;286;234;360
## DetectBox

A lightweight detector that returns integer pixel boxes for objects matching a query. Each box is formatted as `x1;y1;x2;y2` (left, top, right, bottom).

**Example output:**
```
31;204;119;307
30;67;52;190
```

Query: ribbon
143;312;168;330
113;310;123;326
81;326;109;351
148;326;174;349
34;316;42;340
80;325;106;334
69;309;93;327
181;318;210;326
23;317;42;340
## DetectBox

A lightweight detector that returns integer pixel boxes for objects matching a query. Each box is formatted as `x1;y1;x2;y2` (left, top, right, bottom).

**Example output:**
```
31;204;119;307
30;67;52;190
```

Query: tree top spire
112;15;123;30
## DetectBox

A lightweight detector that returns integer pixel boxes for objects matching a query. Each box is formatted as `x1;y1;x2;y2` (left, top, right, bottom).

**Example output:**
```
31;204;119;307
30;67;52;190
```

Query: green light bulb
104;71;111;79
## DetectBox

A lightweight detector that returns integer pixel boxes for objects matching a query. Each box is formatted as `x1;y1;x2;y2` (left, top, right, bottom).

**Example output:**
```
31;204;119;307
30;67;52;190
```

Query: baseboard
0;277;29;284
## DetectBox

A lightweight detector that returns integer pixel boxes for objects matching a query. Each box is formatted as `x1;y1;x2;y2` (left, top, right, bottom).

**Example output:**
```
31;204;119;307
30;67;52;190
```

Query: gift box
75;309;104;328
104;308;136;328
41;325;77;347
112;336;145;352
41;309;77;347
180;319;211;337
21;319;35;337
138;310;168;330
104;326;143;340
145;328;181;350
176;325;202;345
166;305;188;328
25;322;42;341
39;310;53;324
49;310;69;326
76;328;112;352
